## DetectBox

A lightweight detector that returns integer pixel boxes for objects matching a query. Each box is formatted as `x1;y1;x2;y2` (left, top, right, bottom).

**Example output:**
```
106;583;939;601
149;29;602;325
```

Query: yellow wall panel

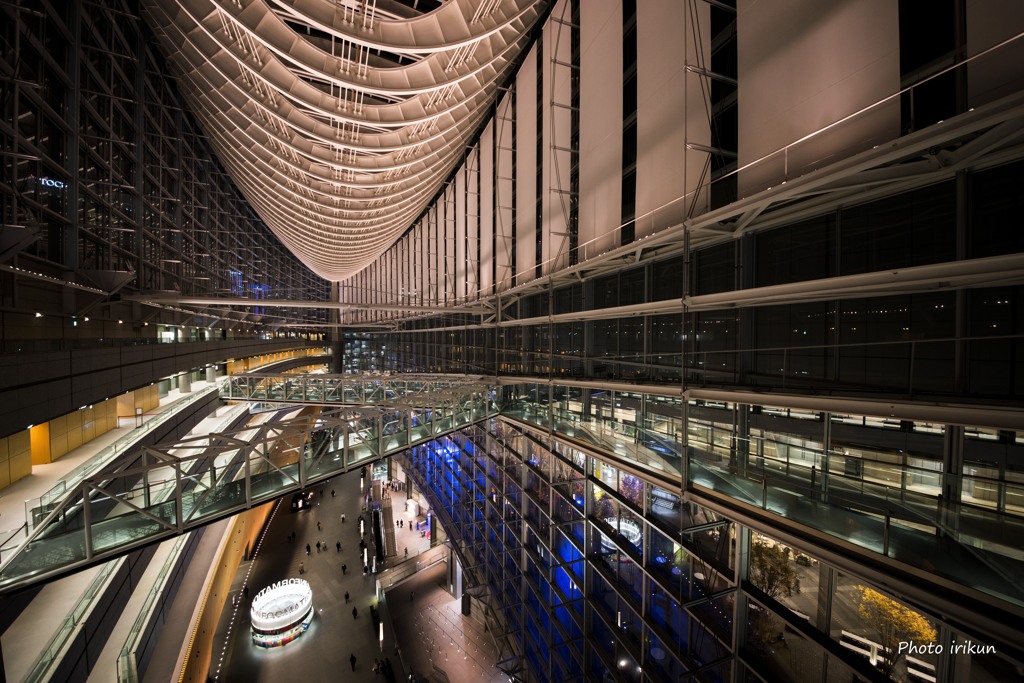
99;400;115;432
117;393;135;422
0;462;10;489
49;414;67;459
30;423;51;465
95;403;106;432
0;437;8;463
49;434;67;460
9;450;31;483
9;430;29;459
142;385;159;411
67;425;83;451
49;414;67;437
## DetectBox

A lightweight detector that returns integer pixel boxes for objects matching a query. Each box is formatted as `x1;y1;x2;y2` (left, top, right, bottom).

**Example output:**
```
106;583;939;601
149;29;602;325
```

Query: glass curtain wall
401;416;1022;683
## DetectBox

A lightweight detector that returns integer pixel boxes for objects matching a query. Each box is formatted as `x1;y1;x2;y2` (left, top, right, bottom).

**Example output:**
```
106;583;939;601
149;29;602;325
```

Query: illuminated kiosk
251;578;314;648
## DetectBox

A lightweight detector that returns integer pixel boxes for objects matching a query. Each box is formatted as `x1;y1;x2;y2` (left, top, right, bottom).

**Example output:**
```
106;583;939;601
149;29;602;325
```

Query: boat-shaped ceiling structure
143;0;550;281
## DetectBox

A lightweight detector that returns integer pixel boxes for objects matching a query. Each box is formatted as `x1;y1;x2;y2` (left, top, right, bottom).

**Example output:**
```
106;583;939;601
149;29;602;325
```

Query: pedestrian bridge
0;374;497;594
219;372;492;409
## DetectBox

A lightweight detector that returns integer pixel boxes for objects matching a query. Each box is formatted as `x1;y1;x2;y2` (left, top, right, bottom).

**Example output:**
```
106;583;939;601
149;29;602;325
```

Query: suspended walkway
0;374;496;595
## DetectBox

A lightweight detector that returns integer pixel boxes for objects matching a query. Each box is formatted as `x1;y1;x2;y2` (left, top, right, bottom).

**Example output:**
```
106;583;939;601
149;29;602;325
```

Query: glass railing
0;394;499;594
689;448;1024;609
21;386;220;534
220;373;492;407
4;372;1021;620
502;402;682;479
116;535;191;683
23;559;121;683
501;388;1024;613
0;336;322;354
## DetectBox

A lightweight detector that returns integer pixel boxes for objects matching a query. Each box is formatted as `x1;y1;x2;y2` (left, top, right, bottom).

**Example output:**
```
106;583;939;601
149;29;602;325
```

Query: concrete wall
44;546;157;683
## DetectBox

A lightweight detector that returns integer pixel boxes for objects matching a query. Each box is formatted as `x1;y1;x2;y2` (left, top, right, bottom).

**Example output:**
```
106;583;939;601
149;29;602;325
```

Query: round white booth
250;578;314;648
601;517;643;554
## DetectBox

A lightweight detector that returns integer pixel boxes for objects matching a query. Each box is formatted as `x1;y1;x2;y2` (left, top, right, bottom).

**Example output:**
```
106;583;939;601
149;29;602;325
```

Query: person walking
352;606;358;619
336;541;342;552
316;540;321;552
341;513;346;523
317;520;322;531
349;653;357;672
331;488;336;497
404;546;408;557
342;563;347;575
299;562;305;575
345;590;350;603
305;543;311;555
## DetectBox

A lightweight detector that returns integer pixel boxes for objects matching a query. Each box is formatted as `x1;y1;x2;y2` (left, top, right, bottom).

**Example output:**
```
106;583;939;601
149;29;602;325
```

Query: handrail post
244;443;252;506
174;461;184;534
83;482;93;560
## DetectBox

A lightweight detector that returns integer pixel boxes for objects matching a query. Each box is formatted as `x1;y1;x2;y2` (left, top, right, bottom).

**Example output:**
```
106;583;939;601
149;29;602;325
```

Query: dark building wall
0;339;317;439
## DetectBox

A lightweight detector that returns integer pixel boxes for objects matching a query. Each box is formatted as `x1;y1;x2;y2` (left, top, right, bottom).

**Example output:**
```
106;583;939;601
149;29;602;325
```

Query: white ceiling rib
143;0;548;280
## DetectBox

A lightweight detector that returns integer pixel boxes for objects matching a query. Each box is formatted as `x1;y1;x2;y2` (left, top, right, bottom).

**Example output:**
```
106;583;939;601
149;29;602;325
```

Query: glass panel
830;572;939;681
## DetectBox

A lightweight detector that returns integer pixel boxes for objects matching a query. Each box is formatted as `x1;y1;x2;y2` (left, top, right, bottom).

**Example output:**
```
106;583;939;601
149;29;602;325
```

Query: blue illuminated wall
401;418;736;683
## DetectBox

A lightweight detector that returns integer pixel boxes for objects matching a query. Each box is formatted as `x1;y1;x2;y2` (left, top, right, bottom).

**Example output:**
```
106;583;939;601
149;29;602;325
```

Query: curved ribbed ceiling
142;0;550;281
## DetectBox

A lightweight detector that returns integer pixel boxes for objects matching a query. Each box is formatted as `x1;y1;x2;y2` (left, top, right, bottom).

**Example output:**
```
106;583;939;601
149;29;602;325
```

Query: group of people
371;657;394;677
304;539;342;555
348;652;399;681
290;473;402;680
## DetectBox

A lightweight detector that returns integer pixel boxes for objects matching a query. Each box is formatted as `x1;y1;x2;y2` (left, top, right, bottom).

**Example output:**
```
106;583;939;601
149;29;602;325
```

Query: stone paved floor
386;561;506;683
210;468;505;683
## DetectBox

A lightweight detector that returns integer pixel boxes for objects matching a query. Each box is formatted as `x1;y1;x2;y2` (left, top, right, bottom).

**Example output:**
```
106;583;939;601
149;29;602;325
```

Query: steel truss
0;379;499;594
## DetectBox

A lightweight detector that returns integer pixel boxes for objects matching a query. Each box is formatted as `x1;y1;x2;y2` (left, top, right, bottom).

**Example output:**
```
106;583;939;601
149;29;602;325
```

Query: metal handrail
23;386;220;532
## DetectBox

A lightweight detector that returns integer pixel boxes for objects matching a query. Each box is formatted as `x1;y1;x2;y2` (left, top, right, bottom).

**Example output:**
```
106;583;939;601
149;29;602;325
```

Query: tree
747;540;798;647
856;586;937;680
750;540;797;600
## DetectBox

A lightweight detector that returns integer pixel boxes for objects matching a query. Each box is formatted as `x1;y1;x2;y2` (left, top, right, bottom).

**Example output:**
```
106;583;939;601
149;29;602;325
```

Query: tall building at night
1;1;1023;682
